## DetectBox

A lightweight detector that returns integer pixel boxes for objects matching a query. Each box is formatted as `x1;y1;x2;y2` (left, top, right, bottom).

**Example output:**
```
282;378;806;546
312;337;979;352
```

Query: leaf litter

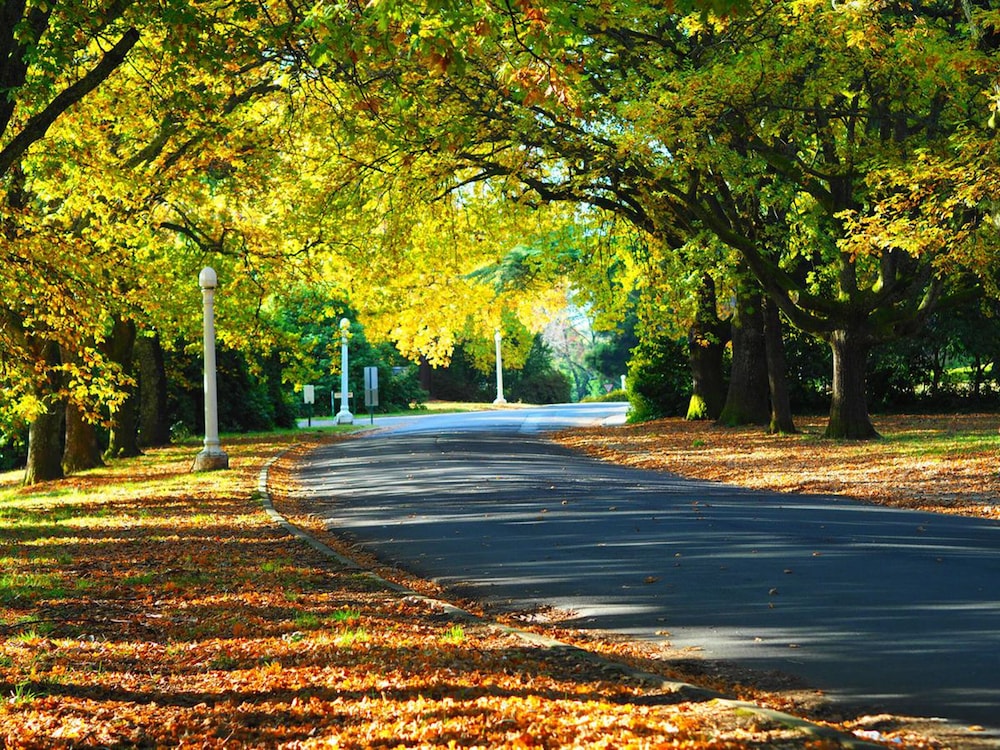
0;419;995;749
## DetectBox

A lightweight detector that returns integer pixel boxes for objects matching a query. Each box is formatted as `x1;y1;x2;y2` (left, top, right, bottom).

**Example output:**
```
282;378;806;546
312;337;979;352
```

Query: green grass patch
331;607;362;625
8;681;40;705
335;627;369;647
122;572;156;586
260;558;294;574
440;624;465;644
294;612;322;629
0;572;66;604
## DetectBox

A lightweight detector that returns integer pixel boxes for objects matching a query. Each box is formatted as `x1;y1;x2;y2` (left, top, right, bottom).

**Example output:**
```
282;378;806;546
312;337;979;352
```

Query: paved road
292;403;1000;733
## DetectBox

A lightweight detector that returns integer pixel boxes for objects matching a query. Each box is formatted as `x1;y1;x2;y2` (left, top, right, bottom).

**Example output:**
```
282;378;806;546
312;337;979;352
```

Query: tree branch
0;26;140;180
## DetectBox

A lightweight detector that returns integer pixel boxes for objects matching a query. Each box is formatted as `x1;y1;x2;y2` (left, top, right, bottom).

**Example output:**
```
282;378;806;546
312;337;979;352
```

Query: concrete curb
257;447;884;749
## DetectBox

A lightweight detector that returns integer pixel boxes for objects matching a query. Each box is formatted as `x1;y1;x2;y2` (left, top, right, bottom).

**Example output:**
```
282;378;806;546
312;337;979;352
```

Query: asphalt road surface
293;403;1000;733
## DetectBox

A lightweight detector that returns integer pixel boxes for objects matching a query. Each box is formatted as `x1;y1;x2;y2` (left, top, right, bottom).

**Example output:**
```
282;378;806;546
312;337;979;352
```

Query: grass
0;572;65;604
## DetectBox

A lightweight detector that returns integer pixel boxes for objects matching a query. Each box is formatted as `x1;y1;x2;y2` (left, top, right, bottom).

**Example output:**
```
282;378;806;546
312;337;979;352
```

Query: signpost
364;366;379;425
303;384;315;426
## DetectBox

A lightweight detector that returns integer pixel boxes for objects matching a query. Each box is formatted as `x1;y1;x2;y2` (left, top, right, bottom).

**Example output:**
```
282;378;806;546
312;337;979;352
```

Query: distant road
291;403;1000;735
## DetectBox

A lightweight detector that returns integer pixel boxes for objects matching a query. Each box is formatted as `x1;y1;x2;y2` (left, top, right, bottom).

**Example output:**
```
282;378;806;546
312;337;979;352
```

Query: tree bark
825;328;879;439
104;316;142;458
717;287;769;427
764;298;797;434
60;343;105;472
686;275;727;420
23;340;64;485
136;332;170;447
63;400;105;473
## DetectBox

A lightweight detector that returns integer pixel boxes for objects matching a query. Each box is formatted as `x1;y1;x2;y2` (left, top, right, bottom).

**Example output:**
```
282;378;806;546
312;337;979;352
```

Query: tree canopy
300;0;1000;438
4;0;1000;481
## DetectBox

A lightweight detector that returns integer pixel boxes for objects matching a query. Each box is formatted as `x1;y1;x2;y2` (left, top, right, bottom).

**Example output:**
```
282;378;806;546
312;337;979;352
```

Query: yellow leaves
985;84;1000;129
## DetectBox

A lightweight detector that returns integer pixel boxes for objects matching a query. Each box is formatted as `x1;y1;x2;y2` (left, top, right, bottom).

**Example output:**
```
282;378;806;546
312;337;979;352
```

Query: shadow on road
294;427;1000;731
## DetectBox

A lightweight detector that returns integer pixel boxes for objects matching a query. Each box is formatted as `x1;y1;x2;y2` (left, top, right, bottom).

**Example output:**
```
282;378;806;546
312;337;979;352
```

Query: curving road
292;403;1000;734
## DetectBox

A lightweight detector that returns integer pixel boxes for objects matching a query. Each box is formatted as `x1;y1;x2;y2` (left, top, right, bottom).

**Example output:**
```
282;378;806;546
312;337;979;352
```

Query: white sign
303;385;315;404
364;366;379;407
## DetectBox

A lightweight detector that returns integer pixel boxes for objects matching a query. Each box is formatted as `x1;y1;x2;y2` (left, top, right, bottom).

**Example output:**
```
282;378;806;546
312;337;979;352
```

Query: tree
2;1;308;481
301;0;1000;440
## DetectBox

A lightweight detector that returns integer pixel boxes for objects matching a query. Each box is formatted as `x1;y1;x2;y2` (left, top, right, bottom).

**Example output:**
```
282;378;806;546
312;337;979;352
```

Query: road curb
257;446;885;749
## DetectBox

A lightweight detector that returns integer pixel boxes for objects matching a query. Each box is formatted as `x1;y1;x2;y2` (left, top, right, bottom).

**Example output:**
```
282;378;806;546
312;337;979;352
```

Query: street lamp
335;317;354;424
493;329;507;406
193;267;229;471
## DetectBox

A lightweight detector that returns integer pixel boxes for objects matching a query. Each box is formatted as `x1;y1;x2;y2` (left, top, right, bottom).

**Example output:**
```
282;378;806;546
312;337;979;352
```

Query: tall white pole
493;329;507;406
193;267;229;471
335;317;354;424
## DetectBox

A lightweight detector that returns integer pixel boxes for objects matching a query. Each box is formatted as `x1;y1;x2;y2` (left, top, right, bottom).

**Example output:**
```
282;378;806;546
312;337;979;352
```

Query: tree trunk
104;317;142;458
24;341;64;485
717;287;769;427
686;275;727;420
63;401;105;473
972;353;983;398
60;344;105;473
419;357;434;398
136;332;171;447
764;298;797;434
825;329;879;439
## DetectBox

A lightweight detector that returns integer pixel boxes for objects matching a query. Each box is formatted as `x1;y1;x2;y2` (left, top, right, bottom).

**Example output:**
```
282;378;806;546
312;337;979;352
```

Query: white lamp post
193;267;229;471
335;317;354;424
493;329;507;406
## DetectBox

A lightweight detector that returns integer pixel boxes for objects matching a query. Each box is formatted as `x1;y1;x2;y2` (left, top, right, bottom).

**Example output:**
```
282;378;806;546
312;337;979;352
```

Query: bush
167;345;294;435
626;334;690;422
507;336;572;404
380;364;429;412
586;388;629;403
0;429;27;472
510;369;572;404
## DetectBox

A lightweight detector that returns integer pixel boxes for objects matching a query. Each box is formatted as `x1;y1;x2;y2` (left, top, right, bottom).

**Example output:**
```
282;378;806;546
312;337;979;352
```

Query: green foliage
783;329;832;414
424;346;492;402
167;345;294;435
0;429;28;473
506;336;571;405
868;302;1000;411
586;308;639;388
626;334;690;423
585;388;628;404
378;359;429;413
267;286;428;415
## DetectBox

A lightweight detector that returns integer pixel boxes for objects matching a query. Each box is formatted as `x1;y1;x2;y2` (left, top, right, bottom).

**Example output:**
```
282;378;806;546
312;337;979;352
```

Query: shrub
626;334;690;422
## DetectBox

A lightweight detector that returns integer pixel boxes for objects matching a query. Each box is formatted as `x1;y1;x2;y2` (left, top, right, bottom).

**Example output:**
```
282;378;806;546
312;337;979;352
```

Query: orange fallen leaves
554;414;1000;520
0;431;970;748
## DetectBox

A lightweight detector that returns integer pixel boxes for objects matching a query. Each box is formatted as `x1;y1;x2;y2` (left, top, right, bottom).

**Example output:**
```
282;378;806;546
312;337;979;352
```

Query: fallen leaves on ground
553;414;1000;520
0;421;991;748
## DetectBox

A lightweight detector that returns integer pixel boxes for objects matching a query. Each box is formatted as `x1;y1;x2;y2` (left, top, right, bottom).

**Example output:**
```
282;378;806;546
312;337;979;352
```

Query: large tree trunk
25;403;65;484
63;401;105;473
717;287;769;427
136;332;171;447
104;317;142;459
60;344;105;473
24;341;64;485
764;298;796;434
825;328;879;439
686;275;727;420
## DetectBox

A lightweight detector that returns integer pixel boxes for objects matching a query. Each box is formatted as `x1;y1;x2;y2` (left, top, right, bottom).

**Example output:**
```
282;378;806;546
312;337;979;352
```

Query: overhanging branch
0;26;140;180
